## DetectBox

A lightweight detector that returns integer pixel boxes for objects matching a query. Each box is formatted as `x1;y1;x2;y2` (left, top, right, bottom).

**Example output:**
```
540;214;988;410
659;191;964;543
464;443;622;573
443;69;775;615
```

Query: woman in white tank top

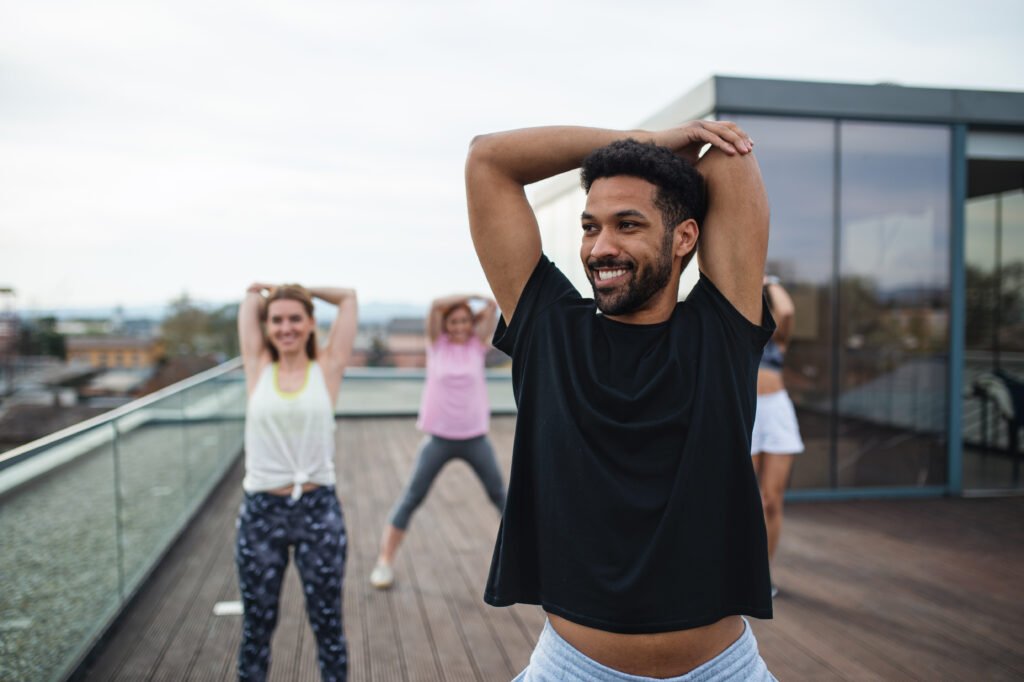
236;282;357;682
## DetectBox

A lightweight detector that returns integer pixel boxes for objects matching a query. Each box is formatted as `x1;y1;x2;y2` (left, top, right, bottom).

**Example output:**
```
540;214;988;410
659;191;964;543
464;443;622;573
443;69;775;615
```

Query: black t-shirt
484;255;775;634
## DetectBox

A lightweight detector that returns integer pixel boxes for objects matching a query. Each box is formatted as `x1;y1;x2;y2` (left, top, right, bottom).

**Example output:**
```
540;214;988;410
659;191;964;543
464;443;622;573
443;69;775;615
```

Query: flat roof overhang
535;75;1024;204
645;75;1024;127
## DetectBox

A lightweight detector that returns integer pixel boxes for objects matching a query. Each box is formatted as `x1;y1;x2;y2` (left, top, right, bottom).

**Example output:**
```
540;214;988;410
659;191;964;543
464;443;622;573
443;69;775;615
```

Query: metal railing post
111;421;127;601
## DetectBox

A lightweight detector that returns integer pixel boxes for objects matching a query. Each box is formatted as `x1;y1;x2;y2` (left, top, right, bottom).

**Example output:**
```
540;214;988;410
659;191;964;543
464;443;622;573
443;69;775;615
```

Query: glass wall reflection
726;115;953;491
963;186;1024;490
727;114;835;489
837;122;950;487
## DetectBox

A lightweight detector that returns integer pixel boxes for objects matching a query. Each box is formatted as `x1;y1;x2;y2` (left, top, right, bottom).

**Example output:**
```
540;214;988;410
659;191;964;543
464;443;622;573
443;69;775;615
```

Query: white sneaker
370;563;395;590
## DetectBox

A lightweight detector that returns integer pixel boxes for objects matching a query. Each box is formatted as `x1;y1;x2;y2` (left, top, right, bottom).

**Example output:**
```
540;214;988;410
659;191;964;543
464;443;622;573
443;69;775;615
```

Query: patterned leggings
235;486;348;682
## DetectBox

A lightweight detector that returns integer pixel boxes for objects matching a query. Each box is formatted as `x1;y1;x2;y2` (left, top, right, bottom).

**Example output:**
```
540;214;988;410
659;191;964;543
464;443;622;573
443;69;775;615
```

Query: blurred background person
370;294;505;589
751;276;804;598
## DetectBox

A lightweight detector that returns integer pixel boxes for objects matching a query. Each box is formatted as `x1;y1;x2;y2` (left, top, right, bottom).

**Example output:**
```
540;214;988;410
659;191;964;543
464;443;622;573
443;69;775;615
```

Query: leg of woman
293;488;348;682
460;435;506;513
372;436;454;583
376;524;406;567
236;494;290;681
757;454;795;561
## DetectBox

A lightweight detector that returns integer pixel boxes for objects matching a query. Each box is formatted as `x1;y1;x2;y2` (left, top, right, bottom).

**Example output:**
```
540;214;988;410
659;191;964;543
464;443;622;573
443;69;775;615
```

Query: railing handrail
341;366;513;380
0;357;244;471
0;359;513;471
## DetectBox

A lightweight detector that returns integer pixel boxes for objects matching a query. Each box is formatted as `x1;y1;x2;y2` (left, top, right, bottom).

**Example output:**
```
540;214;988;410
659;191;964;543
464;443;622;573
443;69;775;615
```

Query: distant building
66;336;164;369
348;318;427;368
0;317;16;353
386;317;427;368
349;317;508;369
0;403;108;453
0;288;16;366
56;319;112;336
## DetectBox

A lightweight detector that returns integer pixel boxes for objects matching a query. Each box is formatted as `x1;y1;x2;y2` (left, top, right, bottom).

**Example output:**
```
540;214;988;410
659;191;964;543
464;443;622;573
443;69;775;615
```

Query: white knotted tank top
243;361;336;498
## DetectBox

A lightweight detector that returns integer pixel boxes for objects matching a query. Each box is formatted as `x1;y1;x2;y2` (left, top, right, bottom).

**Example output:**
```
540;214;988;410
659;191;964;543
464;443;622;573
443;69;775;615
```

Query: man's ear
674;219;699;258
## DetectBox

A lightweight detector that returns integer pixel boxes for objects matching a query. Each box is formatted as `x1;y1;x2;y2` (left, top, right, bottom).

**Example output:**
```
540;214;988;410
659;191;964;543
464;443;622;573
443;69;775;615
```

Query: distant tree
160;294;238;358
208;304;240;358
17;317;66;359
161;294;208;356
365;331;392;367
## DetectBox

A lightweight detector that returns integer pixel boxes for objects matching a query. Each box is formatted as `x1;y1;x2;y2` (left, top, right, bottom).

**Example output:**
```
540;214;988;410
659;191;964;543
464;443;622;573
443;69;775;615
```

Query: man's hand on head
653;121;754;165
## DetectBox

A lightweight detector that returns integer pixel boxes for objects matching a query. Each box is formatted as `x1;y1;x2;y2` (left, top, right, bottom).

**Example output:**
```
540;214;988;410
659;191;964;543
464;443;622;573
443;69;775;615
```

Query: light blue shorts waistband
512;618;775;682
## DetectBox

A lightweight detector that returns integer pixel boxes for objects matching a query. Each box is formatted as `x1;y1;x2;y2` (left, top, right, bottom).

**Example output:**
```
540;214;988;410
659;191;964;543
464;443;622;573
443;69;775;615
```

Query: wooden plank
776;500;1024;680
188;564;243;682
430;462;524;679
748;619;843;680
350;419;412;682
150;510;238;682
368;423;444;681
425;494;504;679
384;421;477;682
337;418;374;682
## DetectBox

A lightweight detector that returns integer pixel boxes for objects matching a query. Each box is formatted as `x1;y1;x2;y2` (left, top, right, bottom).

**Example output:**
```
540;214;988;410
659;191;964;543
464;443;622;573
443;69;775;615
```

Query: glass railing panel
0;359;247;681
217;371;247;468
0;424;121;682
113;392;190;594
0;359;512;680
181;373;244;517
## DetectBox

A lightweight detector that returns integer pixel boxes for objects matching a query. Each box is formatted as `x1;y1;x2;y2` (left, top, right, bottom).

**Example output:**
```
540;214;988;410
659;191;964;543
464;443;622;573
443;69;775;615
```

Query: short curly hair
580;139;706;230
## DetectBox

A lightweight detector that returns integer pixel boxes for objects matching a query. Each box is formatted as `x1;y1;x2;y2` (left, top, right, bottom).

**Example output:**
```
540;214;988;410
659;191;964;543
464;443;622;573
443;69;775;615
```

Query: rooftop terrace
77;415;1024;681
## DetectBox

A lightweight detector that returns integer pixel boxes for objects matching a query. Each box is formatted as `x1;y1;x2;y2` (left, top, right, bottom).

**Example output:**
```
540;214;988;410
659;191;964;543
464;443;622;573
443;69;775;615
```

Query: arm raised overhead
692;125;769;325
465;122;754;323
307;287;358;392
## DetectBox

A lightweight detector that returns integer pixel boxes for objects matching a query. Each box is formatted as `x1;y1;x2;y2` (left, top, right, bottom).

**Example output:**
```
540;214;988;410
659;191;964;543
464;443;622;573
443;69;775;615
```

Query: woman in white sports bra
236;282;357;682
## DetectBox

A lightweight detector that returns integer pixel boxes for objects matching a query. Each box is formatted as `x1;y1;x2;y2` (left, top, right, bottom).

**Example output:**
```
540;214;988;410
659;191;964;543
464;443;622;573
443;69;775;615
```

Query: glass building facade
726;116;952;493
533;77;1024;498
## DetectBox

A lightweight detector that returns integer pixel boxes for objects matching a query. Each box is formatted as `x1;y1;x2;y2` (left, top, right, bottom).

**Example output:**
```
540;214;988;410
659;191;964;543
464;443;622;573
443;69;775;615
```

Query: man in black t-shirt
465;122;775;680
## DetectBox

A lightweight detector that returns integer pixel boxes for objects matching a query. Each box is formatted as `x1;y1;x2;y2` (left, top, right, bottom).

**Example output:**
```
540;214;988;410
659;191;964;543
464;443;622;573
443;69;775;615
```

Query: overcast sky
2;0;1022;312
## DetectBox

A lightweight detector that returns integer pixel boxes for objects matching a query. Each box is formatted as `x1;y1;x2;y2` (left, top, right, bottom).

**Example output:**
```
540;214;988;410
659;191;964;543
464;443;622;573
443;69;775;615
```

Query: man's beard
588;232;674;316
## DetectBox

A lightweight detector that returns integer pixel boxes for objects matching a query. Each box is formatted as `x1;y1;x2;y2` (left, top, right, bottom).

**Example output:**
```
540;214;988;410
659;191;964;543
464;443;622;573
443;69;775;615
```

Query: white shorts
751;390;804;455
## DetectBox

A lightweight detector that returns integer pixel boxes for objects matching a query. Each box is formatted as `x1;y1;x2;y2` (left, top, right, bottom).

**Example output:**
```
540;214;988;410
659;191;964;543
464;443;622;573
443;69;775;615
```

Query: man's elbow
466;133;499;171
700;146;763;178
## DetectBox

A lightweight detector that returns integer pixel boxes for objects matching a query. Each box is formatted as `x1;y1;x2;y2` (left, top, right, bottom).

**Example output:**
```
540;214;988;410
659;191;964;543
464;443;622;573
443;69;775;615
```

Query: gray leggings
389;434;506;530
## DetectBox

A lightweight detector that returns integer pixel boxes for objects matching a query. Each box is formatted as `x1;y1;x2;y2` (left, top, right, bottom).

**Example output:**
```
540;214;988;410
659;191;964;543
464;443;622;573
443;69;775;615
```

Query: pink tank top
416;334;490;439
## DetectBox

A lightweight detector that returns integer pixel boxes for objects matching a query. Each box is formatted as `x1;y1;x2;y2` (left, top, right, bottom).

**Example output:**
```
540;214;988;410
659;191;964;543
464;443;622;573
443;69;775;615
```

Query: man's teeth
597;269;626;281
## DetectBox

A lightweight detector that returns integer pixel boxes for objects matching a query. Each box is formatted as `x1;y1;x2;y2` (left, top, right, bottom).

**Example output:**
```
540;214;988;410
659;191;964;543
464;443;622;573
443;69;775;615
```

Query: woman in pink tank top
369;295;507;590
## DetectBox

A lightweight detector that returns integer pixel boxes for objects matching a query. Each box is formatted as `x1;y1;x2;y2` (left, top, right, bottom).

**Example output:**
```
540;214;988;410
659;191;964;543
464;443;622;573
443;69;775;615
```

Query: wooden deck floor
82;416;1024;681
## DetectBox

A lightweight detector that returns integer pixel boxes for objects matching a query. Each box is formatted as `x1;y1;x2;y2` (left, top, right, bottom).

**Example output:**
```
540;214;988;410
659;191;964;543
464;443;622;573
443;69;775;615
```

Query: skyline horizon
6;298;431;325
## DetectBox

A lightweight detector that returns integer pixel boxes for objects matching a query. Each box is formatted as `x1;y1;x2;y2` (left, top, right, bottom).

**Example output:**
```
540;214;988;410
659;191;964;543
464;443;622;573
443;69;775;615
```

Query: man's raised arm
465;123;756;323
465;126;645;322
694;140;770;325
